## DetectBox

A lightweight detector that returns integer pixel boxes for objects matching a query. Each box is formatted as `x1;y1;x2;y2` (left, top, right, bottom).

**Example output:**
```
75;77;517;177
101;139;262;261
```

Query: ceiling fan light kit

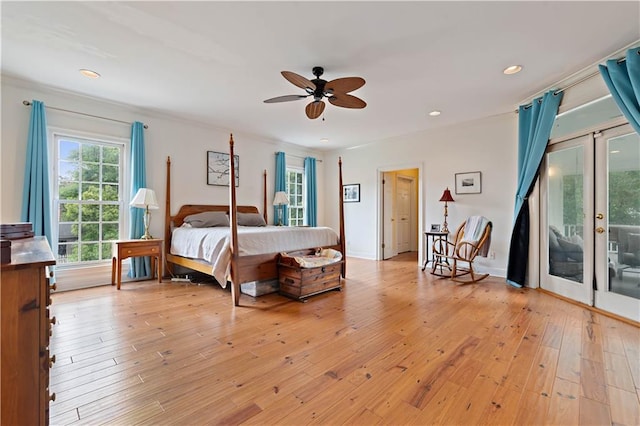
264;66;366;119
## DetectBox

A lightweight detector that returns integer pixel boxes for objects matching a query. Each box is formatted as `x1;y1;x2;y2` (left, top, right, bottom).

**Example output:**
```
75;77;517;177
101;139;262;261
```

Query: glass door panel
540;135;593;305
594;125;640;321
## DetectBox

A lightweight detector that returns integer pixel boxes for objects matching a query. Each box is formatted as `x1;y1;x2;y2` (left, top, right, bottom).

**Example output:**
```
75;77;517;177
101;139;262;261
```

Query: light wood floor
49;253;640;425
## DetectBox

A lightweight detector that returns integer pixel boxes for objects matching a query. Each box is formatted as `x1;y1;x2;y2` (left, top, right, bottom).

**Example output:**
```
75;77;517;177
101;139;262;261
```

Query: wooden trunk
278;261;343;301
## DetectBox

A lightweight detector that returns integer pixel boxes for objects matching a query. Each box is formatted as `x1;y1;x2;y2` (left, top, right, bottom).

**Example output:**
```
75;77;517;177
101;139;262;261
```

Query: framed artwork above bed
207;151;239;186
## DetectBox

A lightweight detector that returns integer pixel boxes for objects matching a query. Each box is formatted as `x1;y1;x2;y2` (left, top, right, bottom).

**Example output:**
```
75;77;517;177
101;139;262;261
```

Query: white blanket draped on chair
461;216;491;257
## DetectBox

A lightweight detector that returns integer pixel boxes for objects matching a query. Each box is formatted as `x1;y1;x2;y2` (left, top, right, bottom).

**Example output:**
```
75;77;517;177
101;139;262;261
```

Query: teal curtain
599;47;640;135
21;100;53;246
128;121;151;278
304;157;317;226
506;90;563;288
275;152;288;226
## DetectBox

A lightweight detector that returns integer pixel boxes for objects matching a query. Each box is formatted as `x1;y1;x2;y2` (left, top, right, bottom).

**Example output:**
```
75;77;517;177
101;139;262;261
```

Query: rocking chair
431;216;492;284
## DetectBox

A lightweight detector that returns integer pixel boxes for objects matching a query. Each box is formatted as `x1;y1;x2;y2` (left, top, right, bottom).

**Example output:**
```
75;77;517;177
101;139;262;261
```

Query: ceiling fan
264;66;366;119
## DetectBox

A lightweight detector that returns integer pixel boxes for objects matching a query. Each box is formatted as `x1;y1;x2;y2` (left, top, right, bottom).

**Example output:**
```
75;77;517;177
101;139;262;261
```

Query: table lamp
130;188;159;239
273;191;290;226
439;188;454;233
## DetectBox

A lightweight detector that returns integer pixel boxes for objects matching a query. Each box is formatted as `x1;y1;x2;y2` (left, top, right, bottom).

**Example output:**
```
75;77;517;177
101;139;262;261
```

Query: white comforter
170;226;339;287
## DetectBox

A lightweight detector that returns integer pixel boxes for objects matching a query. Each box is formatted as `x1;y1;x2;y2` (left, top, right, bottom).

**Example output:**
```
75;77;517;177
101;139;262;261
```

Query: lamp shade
130;188;159;209
439;188;454;202
273;191;290;206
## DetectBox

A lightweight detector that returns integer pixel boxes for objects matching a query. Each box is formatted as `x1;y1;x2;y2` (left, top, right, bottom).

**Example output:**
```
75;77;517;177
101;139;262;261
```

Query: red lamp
439;188;455;233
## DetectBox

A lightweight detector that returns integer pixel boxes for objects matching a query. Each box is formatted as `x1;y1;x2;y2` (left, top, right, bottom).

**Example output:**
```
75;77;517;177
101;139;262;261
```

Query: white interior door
382;172;396;260
396;176;412;253
540;134;594;305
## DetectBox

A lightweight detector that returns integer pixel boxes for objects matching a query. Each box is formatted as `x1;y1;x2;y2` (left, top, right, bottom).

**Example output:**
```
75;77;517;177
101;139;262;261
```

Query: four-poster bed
164;134;346;306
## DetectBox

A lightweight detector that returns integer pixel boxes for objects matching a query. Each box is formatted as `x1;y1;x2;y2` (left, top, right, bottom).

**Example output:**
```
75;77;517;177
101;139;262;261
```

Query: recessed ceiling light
79;69;101;79
429;110;441;117
320;138;329;143
610;150;620;154
503;65;523;75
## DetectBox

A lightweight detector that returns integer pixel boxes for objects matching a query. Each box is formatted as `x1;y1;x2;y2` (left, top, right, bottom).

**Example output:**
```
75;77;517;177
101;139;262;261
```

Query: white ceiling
2;1;639;151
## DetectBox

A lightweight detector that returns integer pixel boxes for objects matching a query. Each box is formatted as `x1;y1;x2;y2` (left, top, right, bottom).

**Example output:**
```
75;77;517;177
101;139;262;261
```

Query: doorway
379;168;420;261
540;123;640;321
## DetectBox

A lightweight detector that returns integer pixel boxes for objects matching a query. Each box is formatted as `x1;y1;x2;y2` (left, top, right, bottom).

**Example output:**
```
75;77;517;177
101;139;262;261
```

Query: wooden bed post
164;156;172;277
229;134;240;306
263;170;268;224
339;157;346;278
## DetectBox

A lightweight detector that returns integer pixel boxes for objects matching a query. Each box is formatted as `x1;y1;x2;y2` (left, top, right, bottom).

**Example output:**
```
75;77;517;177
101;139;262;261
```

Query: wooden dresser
1;237;56;425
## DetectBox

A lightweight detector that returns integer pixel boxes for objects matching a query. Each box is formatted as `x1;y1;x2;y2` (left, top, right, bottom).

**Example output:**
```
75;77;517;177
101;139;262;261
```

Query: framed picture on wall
455;171;481;194
343;184;360;203
207;151;239;187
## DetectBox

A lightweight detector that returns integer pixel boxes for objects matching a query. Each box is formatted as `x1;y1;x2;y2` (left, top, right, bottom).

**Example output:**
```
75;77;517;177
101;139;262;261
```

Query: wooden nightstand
111;239;162;290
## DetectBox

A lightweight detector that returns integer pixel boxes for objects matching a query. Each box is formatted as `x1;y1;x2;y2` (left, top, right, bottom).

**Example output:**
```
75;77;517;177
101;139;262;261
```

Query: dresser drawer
117;240;162;258
119;243;160;258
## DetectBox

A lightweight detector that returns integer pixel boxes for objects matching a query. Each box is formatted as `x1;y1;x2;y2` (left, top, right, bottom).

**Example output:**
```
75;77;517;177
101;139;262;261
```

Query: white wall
1;76;327;288
1;76;518;282
324;112;518;277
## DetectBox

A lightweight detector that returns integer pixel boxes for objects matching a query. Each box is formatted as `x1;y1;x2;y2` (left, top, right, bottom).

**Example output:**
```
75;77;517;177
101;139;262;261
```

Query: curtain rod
277;152;323;162
22;100;148;129
520;55;630;111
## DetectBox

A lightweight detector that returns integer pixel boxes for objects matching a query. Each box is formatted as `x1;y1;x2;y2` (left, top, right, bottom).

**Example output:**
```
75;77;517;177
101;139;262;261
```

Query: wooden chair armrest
455;241;480;261
433;239;455;256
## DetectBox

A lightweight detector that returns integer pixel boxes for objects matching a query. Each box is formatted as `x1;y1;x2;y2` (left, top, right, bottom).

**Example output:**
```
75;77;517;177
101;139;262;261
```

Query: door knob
595;227;605;234
596;213;604;219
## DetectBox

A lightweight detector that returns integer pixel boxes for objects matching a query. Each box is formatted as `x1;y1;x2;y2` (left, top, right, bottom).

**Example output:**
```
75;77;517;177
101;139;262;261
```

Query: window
54;134;125;265
285;168;305;226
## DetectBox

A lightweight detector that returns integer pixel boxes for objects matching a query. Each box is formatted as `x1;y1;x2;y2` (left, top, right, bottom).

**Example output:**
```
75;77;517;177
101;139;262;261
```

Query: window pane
81;183;100;200
547;146;584;283
103;146;119;164
102;184;119;201
81;145;100;162
101;242;112;259
102;223;119;240
59;182;79;200
80;243;100;261
59;161;79;182
59;140;79;161
59;222;78;239
81;223;99;242
551;95;623;140
59;203;79;221
58;243;78;264
102;165;119;183
82;204;99;221
82;163;100;182
102;205;119;221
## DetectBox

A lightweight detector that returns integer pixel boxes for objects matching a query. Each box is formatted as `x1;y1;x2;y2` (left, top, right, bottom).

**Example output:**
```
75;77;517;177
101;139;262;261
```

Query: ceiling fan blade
282;71;316;91
325;77;366;94
328;94;367;109
263;94;308;103
305;100;325;119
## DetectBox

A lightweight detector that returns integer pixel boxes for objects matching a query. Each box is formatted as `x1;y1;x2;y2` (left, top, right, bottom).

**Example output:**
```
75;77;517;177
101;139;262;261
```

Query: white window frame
50;128;129;270
285;166;306;226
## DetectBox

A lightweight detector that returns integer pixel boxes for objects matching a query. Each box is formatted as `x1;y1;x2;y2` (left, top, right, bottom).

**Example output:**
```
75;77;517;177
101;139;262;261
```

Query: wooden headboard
170;204;259;229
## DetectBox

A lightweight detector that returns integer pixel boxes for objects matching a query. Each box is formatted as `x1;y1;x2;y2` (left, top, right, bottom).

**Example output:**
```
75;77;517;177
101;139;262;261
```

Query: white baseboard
54;262;130;291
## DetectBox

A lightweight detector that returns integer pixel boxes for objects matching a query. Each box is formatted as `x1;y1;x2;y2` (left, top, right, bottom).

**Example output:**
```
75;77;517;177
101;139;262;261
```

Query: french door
540;124;640;322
